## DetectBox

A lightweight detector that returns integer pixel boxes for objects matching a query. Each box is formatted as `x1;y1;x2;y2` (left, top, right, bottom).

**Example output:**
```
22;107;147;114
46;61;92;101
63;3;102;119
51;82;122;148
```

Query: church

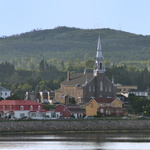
54;35;116;104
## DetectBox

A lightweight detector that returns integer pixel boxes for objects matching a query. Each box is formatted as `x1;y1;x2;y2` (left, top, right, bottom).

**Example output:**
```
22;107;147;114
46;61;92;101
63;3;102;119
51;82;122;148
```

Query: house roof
116;94;127;98
55;104;84;113
94;98;115;103
0;86;11;92
61;73;95;87
129;89;147;92
67;105;84;113
0;100;42;106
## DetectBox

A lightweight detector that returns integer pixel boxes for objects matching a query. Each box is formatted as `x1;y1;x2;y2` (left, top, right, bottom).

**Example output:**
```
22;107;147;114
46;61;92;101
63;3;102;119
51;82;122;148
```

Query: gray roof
0;86;11;92
61;73;95;87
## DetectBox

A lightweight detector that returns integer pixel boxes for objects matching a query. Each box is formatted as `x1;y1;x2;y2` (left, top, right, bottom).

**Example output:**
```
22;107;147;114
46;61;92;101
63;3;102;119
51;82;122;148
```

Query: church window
89;86;91;92
99;94;103;97
93;86;95;92
109;86;111;92
100;63;102;70
105;86;107;91
100;82;103;91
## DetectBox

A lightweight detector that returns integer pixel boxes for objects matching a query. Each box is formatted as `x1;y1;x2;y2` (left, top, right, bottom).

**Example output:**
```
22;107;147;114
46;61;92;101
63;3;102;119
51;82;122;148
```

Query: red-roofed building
86;98;123;116
55;104;85;118
0;100;46;119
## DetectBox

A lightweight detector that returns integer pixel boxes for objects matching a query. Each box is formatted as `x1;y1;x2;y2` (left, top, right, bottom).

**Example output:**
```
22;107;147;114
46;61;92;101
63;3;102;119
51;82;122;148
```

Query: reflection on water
0;133;150;150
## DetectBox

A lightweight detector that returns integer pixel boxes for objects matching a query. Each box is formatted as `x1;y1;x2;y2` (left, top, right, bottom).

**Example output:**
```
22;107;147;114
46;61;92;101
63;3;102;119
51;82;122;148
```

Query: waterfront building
0;100;46;119
85;97;123;116
55;104;85;118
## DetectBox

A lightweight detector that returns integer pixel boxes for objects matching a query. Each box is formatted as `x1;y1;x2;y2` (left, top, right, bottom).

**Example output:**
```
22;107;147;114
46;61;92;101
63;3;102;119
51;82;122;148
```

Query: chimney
67;71;70;81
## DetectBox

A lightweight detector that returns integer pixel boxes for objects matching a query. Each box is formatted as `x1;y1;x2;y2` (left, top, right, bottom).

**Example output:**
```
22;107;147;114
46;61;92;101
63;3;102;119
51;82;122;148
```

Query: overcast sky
0;0;150;36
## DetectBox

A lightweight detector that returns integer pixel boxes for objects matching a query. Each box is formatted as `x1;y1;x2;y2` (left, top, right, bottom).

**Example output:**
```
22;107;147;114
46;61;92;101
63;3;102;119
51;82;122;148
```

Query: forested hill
1;26;150;69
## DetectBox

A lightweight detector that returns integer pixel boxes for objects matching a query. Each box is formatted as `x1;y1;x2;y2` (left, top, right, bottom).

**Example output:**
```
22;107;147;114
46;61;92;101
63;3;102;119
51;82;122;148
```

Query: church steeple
93;35;105;76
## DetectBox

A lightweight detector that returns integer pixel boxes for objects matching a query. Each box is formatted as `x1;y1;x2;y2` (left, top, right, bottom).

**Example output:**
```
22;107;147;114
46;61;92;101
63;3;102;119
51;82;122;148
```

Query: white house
0;100;61;120
0;86;11;99
128;89;148;97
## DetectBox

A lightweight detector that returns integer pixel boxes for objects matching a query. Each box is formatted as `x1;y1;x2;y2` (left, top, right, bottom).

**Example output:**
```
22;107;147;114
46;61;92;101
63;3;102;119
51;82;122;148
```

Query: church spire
93;35;105;76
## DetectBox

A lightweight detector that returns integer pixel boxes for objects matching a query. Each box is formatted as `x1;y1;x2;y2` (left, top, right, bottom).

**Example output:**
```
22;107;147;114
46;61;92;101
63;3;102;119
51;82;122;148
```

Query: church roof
61;73;95;87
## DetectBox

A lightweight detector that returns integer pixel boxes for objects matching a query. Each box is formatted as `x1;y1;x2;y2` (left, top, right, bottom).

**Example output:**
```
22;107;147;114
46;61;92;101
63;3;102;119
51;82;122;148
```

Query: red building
0;100;46;119
55;104;85;118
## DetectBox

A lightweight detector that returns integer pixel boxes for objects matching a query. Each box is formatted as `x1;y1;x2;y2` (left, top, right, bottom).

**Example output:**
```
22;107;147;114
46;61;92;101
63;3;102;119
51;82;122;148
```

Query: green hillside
1;26;150;69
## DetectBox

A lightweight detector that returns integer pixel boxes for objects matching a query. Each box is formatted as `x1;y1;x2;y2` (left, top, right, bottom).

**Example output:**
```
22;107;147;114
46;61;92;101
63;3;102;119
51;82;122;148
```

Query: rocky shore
0;119;150;134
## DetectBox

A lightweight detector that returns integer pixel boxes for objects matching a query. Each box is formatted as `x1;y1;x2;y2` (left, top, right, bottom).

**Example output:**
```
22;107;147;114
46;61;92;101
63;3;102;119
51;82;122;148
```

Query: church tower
93;35;105;76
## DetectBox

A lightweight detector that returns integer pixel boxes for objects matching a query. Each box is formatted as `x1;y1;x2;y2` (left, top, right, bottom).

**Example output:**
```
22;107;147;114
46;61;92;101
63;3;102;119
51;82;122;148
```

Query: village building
0;100;46;119
25;91;55;103
128;89;148;97
55;104;85;118
116;84;138;95
0;86;11;100
55;36;116;104
85;98;123;116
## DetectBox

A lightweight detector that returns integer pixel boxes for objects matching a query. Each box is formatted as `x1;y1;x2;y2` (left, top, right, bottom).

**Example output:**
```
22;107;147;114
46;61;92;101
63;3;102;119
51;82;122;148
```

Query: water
0;132;150;150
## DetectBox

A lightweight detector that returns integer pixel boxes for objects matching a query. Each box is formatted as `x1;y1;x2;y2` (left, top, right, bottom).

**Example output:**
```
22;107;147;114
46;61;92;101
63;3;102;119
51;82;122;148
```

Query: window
89;86;91;92
100;81;103;91
5;92;7;96
30;105;33;110
105;86;107;92
20;105;24;110
3;106;5;111
10;106;12;110
99;94;103;97
109;86;111;92
100;108;104;113
91;103;93;108
100;63;102;70
63;107;66;111
93;86;95;92
38;105;41;110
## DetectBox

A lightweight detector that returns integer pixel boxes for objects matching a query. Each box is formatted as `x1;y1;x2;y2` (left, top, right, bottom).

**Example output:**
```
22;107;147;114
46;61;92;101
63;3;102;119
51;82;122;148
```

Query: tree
39;60;45;71
6;94;21;100
60;60;65;71
67;58;74;71
128;94;150;114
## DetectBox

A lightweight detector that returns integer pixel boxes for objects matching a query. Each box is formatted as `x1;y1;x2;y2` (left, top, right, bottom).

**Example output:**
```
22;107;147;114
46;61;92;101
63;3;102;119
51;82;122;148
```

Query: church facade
54;36;116;104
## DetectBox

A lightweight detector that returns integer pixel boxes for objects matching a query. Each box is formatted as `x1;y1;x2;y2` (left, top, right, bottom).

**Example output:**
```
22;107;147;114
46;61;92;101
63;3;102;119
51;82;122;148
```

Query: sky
0;0;150;36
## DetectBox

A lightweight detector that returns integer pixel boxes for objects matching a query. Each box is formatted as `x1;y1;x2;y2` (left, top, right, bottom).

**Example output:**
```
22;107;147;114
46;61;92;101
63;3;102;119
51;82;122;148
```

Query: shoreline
1;129;150;135
0;119;150;135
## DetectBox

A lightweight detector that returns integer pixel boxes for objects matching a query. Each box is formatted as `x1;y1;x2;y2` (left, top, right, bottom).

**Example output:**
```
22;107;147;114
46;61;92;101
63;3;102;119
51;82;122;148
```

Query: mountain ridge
0;26;150;69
